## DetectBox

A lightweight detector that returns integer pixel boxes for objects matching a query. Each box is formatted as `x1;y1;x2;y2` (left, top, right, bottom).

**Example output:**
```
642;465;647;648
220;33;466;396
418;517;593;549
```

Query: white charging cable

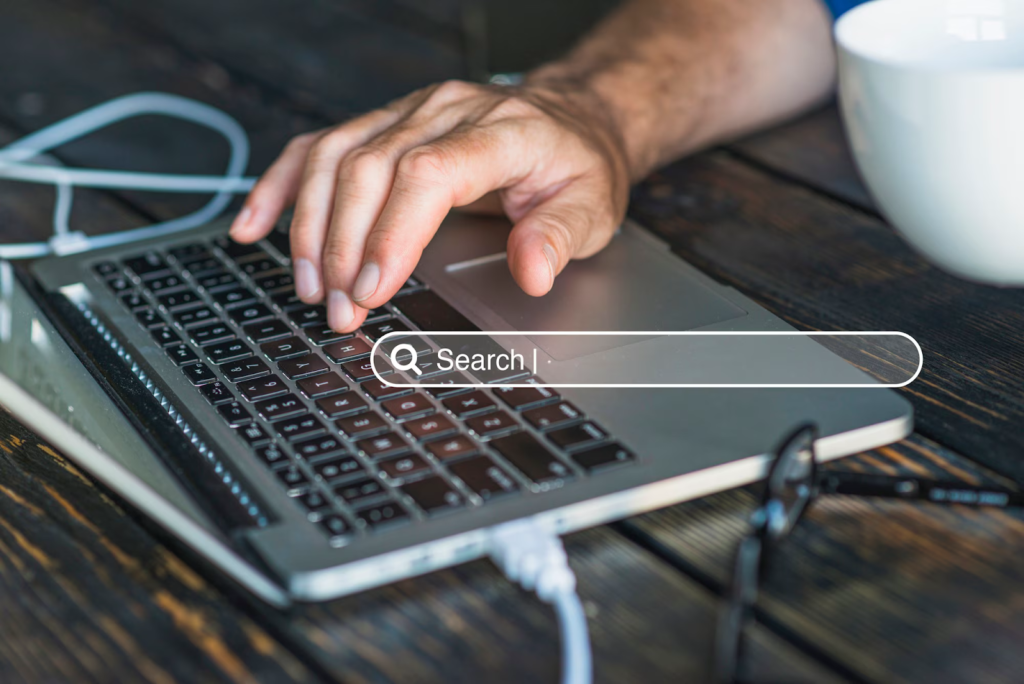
0;92;257;259
489;518;593;684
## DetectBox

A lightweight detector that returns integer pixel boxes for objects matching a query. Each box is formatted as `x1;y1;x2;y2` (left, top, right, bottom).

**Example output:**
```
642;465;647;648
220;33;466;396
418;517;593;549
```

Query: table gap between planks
0;0;1021;682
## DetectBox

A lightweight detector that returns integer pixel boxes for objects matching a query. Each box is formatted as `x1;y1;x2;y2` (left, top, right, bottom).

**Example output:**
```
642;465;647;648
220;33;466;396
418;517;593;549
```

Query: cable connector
488;518;592;684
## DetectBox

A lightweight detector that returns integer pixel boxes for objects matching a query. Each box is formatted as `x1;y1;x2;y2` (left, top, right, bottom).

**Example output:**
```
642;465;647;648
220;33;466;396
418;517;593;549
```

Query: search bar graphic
369;331;923;389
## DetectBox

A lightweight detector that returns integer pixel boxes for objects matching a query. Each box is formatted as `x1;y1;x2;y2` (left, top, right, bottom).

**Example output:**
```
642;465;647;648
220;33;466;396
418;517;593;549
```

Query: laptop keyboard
89;233;635;547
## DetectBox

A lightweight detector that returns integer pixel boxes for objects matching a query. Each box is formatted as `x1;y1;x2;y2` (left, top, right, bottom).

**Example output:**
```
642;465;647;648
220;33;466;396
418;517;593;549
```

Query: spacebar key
391;290;479;332
490;432;574;486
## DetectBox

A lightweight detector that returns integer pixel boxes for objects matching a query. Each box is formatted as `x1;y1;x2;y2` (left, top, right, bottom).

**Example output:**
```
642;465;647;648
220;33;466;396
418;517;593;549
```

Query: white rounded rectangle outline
369;331;924;389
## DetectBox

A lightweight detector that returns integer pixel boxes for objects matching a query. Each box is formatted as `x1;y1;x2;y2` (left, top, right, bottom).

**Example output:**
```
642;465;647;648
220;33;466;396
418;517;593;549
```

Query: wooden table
1;1;1022;682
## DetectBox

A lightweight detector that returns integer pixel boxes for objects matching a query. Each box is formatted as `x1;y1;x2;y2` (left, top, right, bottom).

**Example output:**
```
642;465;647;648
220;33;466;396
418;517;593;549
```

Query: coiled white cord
490;518;593;684
0;92;257;259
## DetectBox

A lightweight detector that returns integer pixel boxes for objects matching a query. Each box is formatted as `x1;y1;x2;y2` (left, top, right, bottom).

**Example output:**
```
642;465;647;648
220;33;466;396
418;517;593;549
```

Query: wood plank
625;435;1024;684
630;152;1024;483
91;0;465;117
0;410;320;684
729;105;874;211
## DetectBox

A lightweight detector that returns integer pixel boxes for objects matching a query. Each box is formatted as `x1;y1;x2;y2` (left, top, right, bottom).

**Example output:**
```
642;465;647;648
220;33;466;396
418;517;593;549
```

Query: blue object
822;0;868;18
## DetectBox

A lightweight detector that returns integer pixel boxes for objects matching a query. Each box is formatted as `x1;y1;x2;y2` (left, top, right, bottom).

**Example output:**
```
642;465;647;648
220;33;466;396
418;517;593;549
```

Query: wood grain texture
630;152;1024;483
0;411;319;684
626;435;1024;684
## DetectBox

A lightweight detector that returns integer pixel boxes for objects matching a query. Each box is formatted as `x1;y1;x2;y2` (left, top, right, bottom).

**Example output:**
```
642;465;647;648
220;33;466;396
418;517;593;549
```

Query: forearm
526;0;837;181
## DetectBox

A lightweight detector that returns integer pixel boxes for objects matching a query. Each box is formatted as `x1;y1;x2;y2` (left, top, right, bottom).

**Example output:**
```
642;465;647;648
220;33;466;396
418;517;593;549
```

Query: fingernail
542;243;558;289
294;258;320;300
352;262;380;303
328;289;354;331
229;206;252;237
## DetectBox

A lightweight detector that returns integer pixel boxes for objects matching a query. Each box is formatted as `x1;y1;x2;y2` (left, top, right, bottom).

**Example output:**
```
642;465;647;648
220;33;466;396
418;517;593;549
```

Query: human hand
229;79;630;332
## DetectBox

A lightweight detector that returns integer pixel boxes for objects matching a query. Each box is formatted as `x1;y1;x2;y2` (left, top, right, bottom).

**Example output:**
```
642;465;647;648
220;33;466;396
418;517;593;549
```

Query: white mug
836;0;1024;285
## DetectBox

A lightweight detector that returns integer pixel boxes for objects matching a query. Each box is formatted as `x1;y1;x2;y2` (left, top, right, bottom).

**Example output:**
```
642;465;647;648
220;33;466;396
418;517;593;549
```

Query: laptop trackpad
445;227;747;360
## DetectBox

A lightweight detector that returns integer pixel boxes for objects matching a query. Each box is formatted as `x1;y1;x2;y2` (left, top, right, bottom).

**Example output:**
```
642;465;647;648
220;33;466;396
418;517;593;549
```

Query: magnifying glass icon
389;343;423;376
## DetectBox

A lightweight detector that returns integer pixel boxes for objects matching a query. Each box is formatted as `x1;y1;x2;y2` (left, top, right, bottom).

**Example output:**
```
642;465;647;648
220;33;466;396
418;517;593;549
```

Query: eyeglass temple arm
818;472;1024;509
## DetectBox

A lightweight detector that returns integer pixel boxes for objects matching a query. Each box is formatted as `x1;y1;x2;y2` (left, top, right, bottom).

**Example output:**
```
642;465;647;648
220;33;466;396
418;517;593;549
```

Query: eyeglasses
715;422;1023;684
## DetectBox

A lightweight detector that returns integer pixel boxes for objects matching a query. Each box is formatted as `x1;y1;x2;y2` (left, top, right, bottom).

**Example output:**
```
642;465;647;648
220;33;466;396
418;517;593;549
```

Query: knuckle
339;146;392;184
286;131;319;151
432;79;478;101
398;147;450;186
484;95;540;122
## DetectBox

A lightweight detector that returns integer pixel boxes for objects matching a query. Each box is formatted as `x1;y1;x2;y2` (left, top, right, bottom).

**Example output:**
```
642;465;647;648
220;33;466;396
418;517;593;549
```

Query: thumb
505;180;619;297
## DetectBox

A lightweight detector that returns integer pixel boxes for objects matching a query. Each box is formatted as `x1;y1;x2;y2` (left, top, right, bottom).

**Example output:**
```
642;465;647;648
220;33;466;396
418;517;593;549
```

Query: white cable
0;92;258;259
489;518;593;684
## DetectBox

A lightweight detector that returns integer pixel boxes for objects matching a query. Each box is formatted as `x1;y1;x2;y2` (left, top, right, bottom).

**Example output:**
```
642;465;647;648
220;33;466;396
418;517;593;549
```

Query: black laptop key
275;414;326;442
151;325;181;347
240;258;281;278
173;306;216;328
319;515;351;541
312;455;363;482
190;322;235;346
404;413;457;441
205;339;253;364
341;358;391;382
217;401;252;427
494;384;560;411
425;435;477;462
214;236;263;262
93;261;119;278
449;456;520;501
244;319;292;343
490;432;574;486
256;443;289;468
144;274;185;294
271;291;304;311
168;243;209;262
265;230;292;257
315;392;367;418
124;253;171;280
289;305;328;327
229;303;274;325
182;362;216;386
213;287;257;309
390;289;478;332
180;256;222;277
255;393;305;421
361;319;410;342
165;344;198;366
237;374;287;401
200;381;234;405
522;401;584;431
378;453;430;480
307;325;352;346
323;338;372;363
255;272;294;293
293;435;345;460
296;489;332;519
423;372;473;397
363;306;391;322
381;393;433;421
273;464;310;495
548;422;609;451
279;354;329;379
362;377;412;402
261;336;309;361
135;308;163;329
355;431;410;459
197;271;238;292
442;390;496;418
336;411;388;439
334;477;386;506
222;358;270;382
465;410;519;439
235;422;272;447
356;501;409;530
298;372;348;398
119;291;147;311
157;291;201;312
571;443;636;473
402;477;463;515
106;275;132;293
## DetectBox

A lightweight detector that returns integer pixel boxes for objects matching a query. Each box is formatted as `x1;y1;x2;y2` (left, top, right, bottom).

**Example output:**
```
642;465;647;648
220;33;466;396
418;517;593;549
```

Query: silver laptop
0;213;912;606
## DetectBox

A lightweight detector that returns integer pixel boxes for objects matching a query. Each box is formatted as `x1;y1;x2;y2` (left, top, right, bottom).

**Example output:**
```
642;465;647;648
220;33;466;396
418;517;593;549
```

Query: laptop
0;212;912;605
